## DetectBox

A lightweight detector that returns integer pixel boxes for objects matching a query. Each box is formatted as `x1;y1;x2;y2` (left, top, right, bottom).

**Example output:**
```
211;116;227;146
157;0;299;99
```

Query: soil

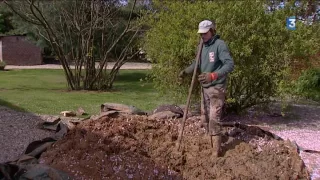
224;103;320;179
40;114;309;180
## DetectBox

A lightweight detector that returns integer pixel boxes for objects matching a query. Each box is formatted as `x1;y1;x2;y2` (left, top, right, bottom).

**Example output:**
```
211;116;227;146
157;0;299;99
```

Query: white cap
197;20;215;34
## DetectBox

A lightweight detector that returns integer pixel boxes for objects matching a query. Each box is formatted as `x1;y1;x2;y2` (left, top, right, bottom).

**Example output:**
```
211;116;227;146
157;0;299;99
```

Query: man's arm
184;61;196;74
216;42;234;77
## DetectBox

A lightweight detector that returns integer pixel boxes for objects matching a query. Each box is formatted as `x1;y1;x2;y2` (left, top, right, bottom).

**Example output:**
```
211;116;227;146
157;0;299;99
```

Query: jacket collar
204;34;220;47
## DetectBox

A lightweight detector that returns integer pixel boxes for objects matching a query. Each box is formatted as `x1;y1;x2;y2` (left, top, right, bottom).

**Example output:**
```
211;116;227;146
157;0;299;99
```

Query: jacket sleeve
216;41;234;77
184;61;196;74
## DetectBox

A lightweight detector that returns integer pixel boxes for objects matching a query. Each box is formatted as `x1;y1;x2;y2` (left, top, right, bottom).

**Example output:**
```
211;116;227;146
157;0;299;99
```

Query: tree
0;4;14;34
5;0;140;90
141;0;320;113
0;14;6;33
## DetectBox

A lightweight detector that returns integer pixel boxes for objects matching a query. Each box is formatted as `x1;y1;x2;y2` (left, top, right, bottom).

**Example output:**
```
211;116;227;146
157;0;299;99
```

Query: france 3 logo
286;16;296;30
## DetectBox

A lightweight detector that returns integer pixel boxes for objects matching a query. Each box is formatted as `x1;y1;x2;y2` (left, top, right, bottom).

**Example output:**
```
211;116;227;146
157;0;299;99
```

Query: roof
0;34;27;38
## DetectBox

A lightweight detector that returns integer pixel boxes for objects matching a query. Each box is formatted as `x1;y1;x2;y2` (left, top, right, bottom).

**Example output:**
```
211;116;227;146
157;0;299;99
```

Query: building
0;35;42;65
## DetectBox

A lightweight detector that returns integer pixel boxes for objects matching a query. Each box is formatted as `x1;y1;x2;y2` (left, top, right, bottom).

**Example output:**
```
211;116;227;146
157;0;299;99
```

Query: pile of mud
40;115;309;179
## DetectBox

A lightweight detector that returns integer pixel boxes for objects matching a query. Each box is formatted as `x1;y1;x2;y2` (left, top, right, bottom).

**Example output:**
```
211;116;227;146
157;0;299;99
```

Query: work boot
211;135;222;158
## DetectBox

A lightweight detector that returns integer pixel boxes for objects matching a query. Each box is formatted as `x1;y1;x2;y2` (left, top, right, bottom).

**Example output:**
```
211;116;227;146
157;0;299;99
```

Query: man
179;20;234;157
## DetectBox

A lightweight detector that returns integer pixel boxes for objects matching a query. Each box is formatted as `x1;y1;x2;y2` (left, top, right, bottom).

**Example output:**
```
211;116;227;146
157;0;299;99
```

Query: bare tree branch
4;1;42;25
7;0;141;91
90;0;138;87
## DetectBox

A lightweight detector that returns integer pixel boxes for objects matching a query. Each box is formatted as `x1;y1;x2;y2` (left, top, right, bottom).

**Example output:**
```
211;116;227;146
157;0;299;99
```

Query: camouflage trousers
201;86;226;135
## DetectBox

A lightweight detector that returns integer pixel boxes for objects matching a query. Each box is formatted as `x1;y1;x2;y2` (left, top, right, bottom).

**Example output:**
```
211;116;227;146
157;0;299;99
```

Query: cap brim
197;28;210;34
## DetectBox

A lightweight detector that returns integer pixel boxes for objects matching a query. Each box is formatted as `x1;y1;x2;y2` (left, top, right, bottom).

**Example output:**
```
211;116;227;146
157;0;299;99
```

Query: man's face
200;30;213;43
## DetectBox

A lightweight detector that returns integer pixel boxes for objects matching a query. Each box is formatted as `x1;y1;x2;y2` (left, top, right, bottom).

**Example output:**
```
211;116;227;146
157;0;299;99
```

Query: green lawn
0;69;172;115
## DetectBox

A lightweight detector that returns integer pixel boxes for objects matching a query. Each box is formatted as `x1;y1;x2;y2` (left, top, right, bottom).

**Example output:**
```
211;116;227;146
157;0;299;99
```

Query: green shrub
0;60;6;70
141;0;320;113
294;68;320;101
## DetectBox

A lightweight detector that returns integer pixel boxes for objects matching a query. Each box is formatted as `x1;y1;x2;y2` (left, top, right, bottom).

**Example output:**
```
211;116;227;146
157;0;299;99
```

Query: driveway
5;62;152;70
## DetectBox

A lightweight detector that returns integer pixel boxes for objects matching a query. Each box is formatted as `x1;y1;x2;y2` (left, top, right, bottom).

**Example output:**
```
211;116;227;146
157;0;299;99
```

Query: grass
0;69;172;115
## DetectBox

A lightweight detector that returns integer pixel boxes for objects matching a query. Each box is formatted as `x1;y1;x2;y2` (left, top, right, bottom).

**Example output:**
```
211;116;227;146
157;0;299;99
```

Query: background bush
141;0;320;113
294;68;320;101
0;60;6;66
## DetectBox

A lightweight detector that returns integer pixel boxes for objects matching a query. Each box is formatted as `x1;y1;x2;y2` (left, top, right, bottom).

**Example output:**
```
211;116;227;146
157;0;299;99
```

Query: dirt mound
40;115;309;180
